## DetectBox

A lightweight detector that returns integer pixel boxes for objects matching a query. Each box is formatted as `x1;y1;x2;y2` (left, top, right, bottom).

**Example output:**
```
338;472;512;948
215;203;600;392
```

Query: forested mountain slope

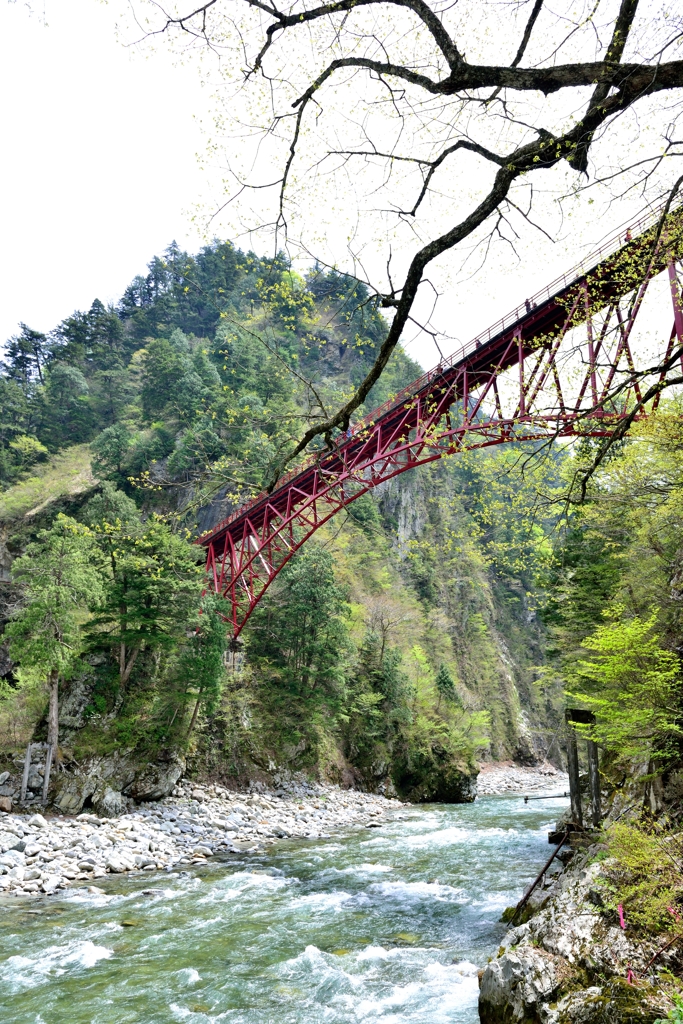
0;241;563;805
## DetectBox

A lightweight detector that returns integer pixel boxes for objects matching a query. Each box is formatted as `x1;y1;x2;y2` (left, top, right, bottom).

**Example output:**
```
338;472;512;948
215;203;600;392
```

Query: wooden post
587;739;601;827
42;744;53;805
565;710;582;827
20;743;32;804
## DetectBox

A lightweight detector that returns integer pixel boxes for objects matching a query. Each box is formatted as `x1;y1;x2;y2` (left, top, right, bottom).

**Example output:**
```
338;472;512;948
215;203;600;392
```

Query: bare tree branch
136;0;683;493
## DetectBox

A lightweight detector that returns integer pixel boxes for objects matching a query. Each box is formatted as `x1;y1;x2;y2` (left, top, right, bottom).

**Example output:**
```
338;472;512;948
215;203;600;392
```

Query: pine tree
435;663;458;707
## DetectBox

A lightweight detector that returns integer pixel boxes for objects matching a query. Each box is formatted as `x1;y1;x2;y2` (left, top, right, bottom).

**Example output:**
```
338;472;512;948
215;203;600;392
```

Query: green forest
0;238;681;824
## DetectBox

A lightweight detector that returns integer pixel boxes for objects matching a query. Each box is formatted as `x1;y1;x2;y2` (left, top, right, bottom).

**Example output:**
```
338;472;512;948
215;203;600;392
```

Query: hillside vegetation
0;239;590;800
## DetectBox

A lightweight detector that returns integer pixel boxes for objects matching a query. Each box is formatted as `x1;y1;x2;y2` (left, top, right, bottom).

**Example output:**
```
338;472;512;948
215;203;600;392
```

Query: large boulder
393;743;478;803
122;752;185;802
479;948;559;1023
479;855;669;1023
51;750;185;814
93;786;126;818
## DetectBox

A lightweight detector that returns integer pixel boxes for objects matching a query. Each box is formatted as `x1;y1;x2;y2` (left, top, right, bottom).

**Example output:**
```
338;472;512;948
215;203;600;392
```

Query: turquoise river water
0;793;567;1024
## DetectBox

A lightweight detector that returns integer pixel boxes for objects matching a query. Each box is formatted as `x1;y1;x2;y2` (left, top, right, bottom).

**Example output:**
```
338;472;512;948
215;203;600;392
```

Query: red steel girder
199;202;683;637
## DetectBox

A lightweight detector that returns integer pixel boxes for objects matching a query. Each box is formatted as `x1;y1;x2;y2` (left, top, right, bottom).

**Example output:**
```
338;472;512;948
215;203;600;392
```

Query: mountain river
0;792;567;1023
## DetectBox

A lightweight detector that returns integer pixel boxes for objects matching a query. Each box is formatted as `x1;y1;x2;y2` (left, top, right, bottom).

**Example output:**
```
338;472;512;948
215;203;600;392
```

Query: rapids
0;792;567;1023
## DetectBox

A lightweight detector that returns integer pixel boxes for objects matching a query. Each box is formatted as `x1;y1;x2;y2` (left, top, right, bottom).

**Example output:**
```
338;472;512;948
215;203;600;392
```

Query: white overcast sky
0;0;679;370
0;0;206;344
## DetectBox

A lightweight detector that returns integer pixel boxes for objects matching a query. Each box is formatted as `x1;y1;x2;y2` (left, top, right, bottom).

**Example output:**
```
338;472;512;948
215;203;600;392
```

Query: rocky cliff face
377;463;554;762
479;847;674;1023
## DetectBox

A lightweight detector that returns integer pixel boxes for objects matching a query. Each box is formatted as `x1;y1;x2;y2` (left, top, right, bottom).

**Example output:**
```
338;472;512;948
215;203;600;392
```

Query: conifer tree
5;515;103;796
435;663;458;708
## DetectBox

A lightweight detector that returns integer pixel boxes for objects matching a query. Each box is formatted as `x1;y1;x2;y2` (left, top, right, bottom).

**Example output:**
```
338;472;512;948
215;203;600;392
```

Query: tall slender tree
5;515;103;796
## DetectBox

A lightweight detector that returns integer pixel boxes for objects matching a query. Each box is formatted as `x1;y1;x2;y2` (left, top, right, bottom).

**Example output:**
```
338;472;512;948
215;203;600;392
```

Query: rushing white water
0;793;566;1023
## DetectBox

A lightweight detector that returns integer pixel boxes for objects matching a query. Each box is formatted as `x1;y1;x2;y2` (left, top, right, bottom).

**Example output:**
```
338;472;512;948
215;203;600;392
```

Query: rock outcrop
51;752;186;816
478;849;673;1023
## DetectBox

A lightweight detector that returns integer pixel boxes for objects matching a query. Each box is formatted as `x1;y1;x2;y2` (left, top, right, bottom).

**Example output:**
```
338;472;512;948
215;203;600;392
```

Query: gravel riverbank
0;779;403;897
477;761;568;796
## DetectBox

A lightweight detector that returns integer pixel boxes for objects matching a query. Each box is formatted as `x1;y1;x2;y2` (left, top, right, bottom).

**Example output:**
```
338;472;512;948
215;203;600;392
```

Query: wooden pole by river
587;739;601;827
565;710;582;828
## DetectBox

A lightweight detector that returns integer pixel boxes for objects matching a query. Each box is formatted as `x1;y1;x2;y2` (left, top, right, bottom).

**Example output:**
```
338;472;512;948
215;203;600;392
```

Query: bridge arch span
198;204;683;638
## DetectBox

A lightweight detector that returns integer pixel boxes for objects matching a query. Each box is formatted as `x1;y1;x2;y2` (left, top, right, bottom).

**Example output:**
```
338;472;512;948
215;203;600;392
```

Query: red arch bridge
199;203;683;639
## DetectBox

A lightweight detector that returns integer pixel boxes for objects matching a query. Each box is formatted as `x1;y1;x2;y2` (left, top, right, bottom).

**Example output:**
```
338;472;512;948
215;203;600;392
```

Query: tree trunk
120;645;140;689
42;744;54;805
42;670;60;802
186;690;204;738
47;669;59;751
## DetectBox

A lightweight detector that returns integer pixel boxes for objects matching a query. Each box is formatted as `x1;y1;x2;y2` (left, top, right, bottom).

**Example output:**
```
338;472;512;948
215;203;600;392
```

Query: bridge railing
198;199;680;543
354;199;681;433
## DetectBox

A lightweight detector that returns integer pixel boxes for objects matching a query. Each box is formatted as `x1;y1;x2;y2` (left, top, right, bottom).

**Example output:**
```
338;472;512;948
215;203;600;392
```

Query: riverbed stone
0;797;11;812
0;774;407;898
28;813;48;829
0;832;24;853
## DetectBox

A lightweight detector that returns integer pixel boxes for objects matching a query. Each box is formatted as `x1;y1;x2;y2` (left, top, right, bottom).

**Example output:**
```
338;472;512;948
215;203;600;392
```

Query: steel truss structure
199;204;683;639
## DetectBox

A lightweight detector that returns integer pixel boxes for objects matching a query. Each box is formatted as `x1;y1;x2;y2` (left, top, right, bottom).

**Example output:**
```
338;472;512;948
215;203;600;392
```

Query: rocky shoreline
477;761;569;796
0;777;403;897
478;843;673;1023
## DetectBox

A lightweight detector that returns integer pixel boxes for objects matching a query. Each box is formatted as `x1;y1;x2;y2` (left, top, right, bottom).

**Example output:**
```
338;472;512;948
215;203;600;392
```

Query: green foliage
546;401;683;773
436;663;460;705
601;822;683;937
248;544;352;707
570;612;682;764
90;423;132;480
87;512;204;688
5;514;103;686
171;593;230;733
8;435;48;468
80;481;139;529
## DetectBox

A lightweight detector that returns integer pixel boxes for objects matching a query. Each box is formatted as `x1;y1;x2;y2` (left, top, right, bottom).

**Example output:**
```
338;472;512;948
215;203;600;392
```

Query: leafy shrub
602;822;683;936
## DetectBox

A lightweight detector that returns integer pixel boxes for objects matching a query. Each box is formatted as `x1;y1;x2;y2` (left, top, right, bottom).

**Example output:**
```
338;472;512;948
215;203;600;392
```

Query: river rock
479;948;559;1022
0;772;9;786
51;749;182;815
53;775;98;815
0;831;24;853
41;875;61;893
396;753;478;803
106;857;126;873
28;813;48;829
0;797;11;812
94;787;126;818
122;753;185;802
